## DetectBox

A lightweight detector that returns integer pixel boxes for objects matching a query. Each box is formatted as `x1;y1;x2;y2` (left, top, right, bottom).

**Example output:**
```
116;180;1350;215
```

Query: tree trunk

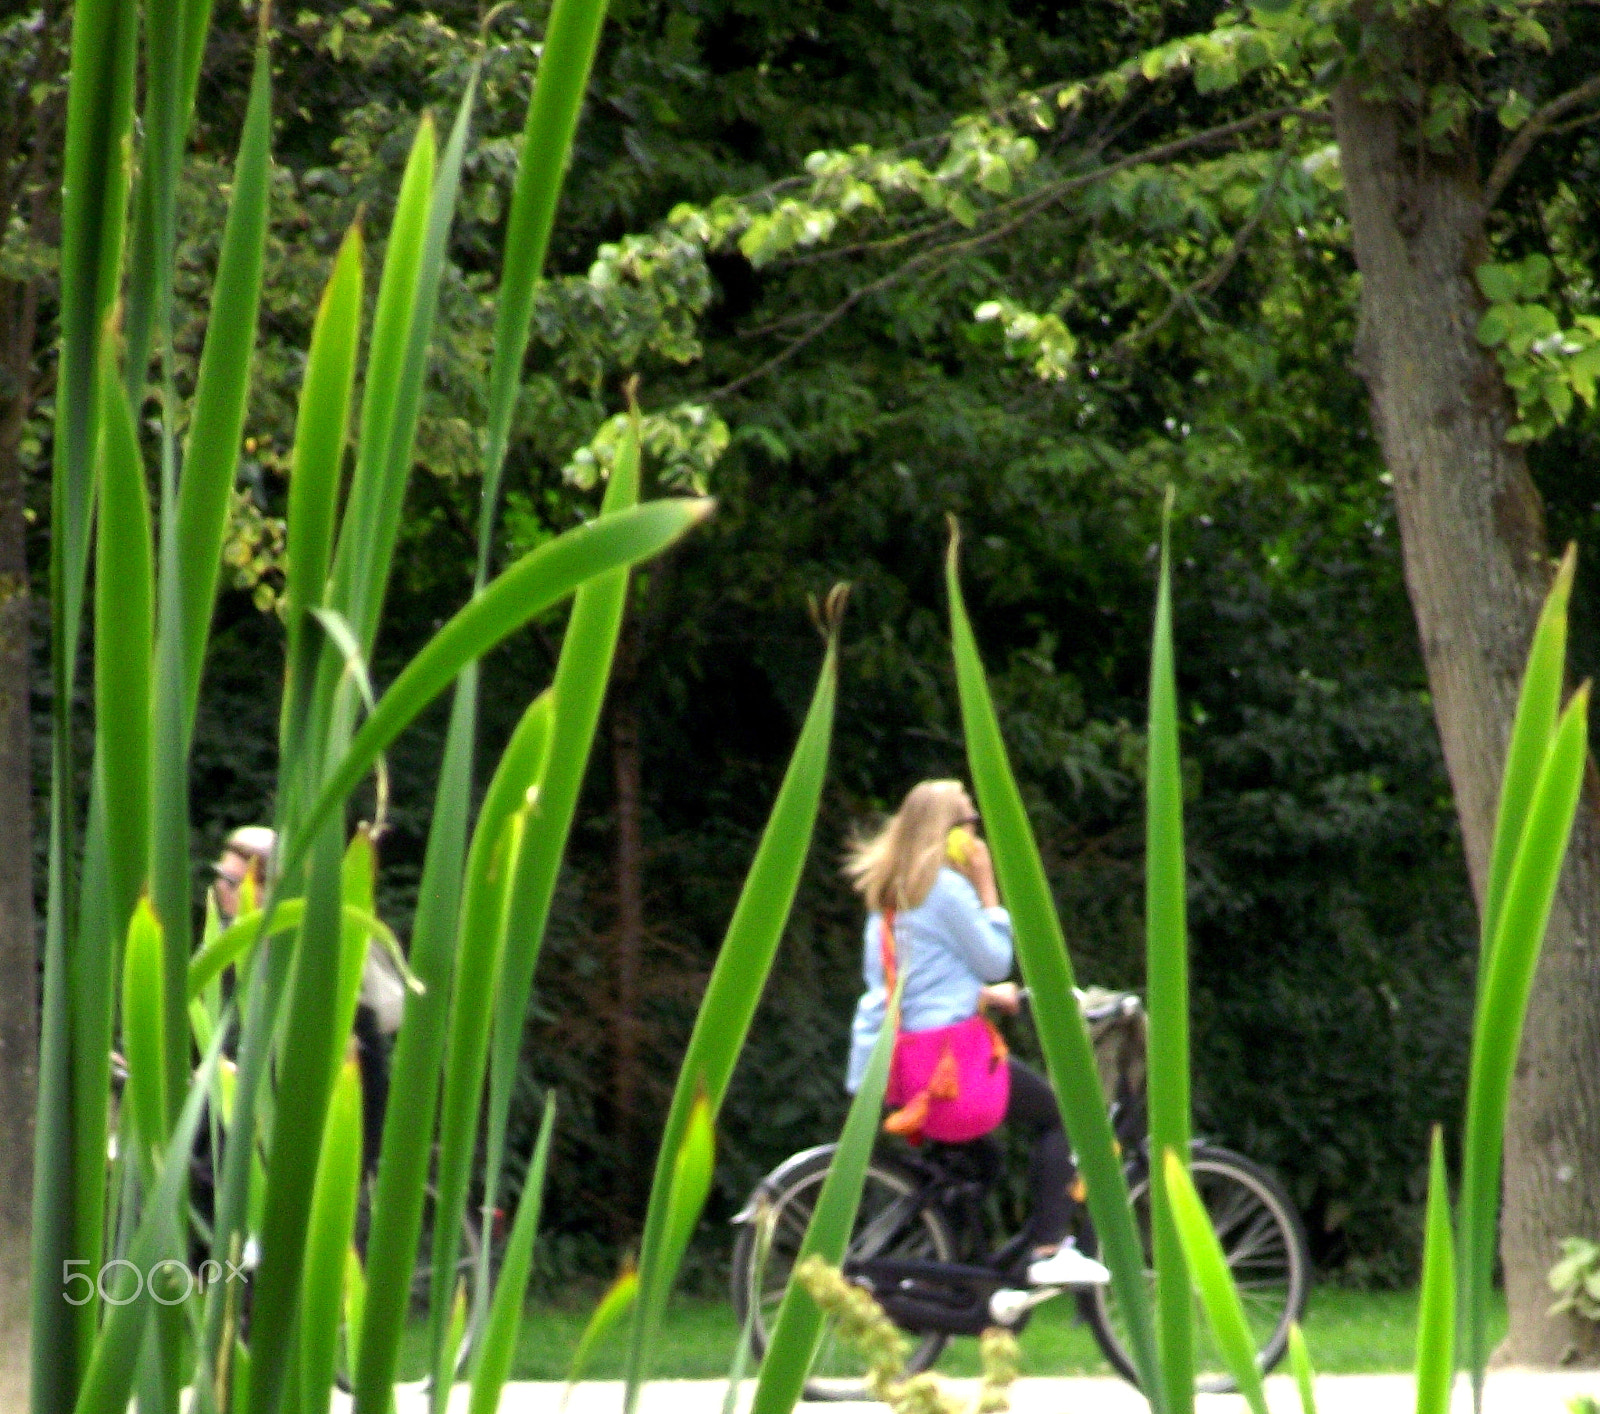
609;614;646;1224
1332;83;1600;1365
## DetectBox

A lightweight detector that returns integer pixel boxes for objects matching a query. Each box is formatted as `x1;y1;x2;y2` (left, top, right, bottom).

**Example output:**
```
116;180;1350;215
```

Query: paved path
379;1372;1600;1414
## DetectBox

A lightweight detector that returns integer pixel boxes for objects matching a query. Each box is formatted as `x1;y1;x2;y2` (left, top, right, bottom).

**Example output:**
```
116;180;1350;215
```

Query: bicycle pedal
988;1285;1062;1325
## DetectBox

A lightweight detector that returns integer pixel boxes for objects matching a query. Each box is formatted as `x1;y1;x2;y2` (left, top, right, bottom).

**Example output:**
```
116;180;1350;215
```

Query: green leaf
748;976;904;1414
1475;264;1519;304
120;900;168;1179
174;38;272;737
1460;661;1589;1400
480;413;641;1300
478;0;612;556
625;592;843;1412
94;322;153;938
72;1027;227;1414
1146;491;1193;1414
428;694;553;1370
299;1057;365;1414
944;521;1161;1408
293;500;712;884
468;1096;558;1414
660;1092;717;1303
281;222;365;771
565;1268;639;1397
1476;306;1511;348
1287;1324;1317;1414
1518;255;1553;300
1162;1148;1269;1414
1414;1128;1454;1414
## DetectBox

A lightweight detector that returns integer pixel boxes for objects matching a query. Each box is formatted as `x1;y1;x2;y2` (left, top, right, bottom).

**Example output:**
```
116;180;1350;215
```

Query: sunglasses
955;814;982;830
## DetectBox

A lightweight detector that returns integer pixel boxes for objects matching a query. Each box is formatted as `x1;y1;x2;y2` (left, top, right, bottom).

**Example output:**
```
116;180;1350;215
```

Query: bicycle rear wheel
1080;1145;1310;1393
731;1147;955;1401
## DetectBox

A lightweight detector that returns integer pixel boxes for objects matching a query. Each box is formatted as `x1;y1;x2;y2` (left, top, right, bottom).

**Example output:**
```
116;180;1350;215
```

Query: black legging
1004;1058;1075;1250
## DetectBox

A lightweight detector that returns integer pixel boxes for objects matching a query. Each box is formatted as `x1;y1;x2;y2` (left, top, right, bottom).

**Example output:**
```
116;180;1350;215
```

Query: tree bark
609;613;646;1225
1332;83;1600;1365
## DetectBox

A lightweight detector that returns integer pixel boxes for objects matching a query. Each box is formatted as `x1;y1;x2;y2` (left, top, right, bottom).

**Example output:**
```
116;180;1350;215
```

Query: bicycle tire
731;1147;956;1402
1079;1145;1310;1393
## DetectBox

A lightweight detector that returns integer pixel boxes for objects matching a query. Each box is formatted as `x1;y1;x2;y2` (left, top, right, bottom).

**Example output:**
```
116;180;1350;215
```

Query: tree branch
1483;73;1600;212
710;104;1325;401
1110;144;1294;358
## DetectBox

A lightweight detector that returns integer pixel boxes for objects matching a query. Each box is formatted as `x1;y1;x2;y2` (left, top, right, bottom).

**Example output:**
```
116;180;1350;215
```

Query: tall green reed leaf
428;694;553;1382
480;418;640;1313
295;500;711;872
185;900;397;1003
121;0;188;405
1415;1128;1454;1414
280;222;364;769
93;324;152;935
944;521;1161;1407
1162;1149;1268;1414
298;1057;365;1414
247;821;350;1414
1459;677;1590;1400
71;1029;227;1414
323;114;434;657
623;590;844;1413
477;0;610;547
174;36;272;731
1146;492;1193;1414
120;900;168;1178
1288;1325;1317;1414
464;1096;556;1414
565;1268;639;1400
748;977;903;1414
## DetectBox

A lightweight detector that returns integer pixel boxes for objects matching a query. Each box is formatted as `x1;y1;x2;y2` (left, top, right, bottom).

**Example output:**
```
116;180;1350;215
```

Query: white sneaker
1027;1241;1111;1287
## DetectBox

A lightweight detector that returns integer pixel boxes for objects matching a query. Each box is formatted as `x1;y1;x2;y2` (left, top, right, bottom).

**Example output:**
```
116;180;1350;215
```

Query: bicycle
729;991;1310;1400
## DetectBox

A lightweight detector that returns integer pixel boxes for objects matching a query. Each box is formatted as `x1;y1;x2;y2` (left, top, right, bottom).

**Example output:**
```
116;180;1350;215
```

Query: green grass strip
944;519;1161;1408
1163;1148;1268;1414
624;593;844;1413
1146;491;1193;1414
749;975;903;1414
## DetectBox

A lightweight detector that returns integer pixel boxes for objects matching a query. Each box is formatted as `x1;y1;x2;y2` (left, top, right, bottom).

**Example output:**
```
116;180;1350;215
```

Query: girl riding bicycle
844;779;1110;1289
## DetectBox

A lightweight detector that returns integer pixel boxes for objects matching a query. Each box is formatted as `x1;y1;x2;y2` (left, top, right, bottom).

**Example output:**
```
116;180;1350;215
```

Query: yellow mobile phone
946;826;974;866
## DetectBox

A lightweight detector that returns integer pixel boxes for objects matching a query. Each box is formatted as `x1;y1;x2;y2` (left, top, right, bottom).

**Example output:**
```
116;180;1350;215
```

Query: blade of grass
185;901;398;1003
1415;1127;1455;1414
428;695;553;1380
1146;490;1193;1414
944;520;1161;1408
564;1268;639;1402
93;321;153;939
293;500;711;874
476;0;610;559
247;818;351;1414
173;34;272;733
1288;1324;1316;1414
120;901;168;1181
71;1026;228;1414
279;223;365;778
479;415;640;1316
1459;682;1590;1402
748;976;903;1414
467;1095;557;1414
623;591;844;1412
1162;1149;1268;1414
299;1057;365;1414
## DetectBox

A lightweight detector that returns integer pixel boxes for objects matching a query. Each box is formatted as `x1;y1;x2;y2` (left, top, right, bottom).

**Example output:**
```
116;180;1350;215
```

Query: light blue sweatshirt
845;867;1014;1092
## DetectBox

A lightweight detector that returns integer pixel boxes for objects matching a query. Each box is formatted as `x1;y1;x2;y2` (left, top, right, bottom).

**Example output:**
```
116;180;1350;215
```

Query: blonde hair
845;779;971;914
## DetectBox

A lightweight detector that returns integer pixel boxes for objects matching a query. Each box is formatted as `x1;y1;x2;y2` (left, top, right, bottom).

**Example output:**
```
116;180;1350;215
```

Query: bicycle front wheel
731;1147;955;1401
1080;1145;1310;1393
